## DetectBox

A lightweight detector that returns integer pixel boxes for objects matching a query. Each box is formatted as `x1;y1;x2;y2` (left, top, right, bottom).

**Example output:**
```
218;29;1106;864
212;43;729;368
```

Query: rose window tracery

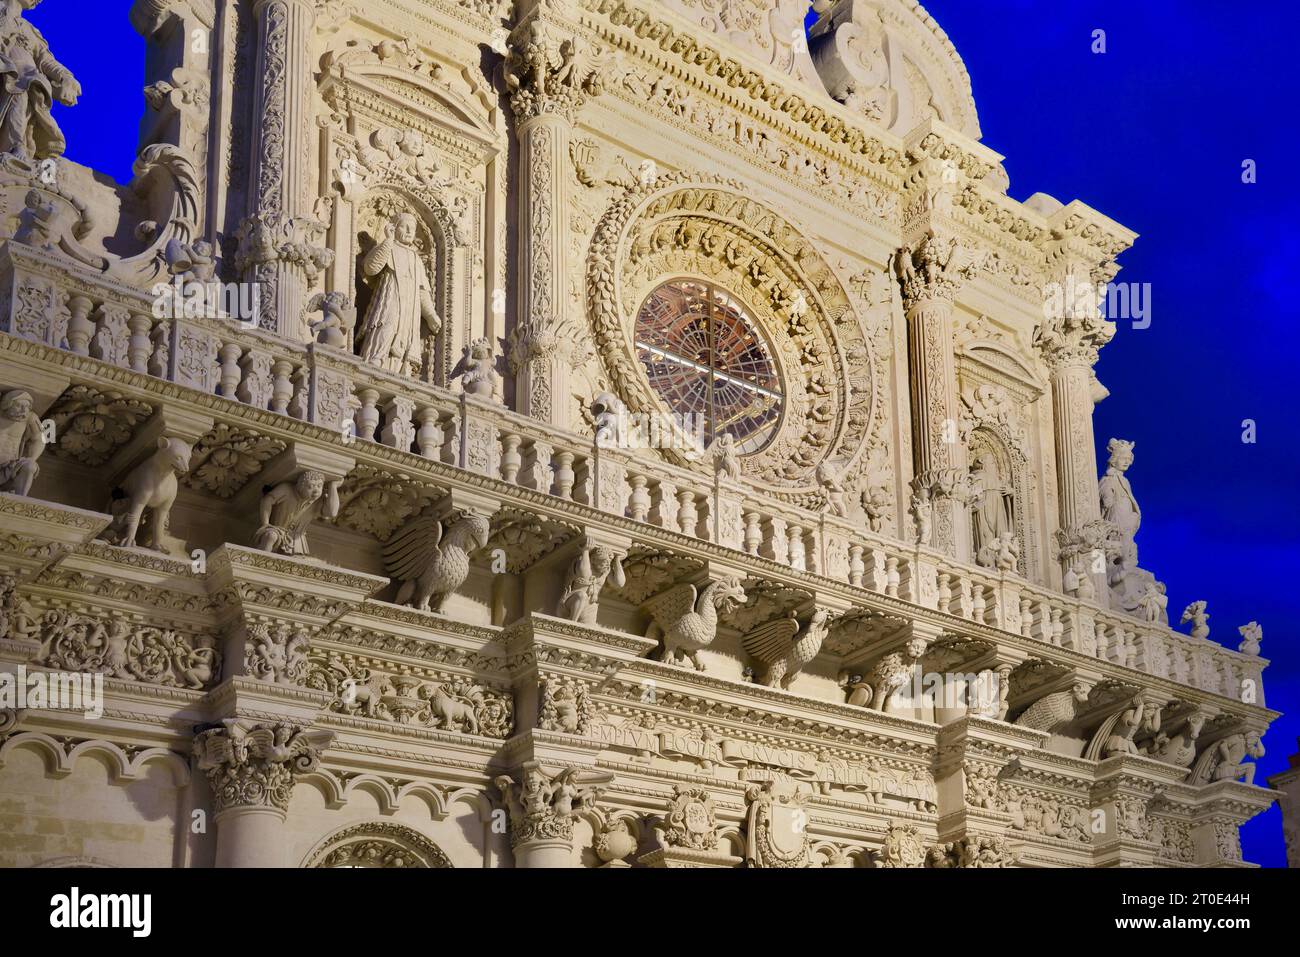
635;279;784;454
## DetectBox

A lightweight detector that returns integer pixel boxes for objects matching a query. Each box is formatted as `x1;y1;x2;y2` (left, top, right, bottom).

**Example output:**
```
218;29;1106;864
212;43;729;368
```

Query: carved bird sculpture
382;512;491;613
742;609;831;689
644;577;746;671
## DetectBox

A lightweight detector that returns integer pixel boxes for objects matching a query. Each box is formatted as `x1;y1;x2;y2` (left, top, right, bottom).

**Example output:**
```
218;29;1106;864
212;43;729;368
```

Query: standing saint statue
969;452;1013;568
356;211;442;375
0;0;81;164
1098;438;1140;541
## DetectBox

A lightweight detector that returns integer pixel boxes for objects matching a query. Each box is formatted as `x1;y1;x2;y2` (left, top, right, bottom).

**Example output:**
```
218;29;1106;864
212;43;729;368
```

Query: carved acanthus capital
1033;308;1116;370
192;720;333;815
504;20;607;123
893;232;978;308
234;212;334;280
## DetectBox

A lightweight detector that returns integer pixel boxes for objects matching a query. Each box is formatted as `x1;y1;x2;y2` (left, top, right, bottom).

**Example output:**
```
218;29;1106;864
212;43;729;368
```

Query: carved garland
304;822;454;868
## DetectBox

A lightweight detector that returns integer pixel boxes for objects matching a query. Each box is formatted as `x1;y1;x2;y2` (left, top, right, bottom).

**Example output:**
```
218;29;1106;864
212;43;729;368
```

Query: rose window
634;279;784;454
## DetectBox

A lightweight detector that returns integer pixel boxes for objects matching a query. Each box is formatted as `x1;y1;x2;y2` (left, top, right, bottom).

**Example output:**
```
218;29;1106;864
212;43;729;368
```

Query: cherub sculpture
643;577;746;672
305;291;356;347
381;511;490;613
557;545;625;625
450;337;498;398
252;470;342;558
1180;600;1210;640
741;609;831;689
164;237;218;283
706;432;741;481
1237;621;1262;656
590;392;624;448
816;462;847;517
909;484;933;546
0;389;46;496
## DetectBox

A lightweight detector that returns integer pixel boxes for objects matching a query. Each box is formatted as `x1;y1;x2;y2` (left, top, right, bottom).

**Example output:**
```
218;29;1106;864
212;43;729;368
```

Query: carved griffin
644;577;746;671
382;512;490;613
741;609;831;689
864;637;929;713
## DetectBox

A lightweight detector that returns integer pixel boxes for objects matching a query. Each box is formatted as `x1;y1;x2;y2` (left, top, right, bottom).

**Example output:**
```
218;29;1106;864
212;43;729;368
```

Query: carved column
193;721;332;868
1035;268;1115;592
895;233;975;560
237;0;332;338
506;14;603;428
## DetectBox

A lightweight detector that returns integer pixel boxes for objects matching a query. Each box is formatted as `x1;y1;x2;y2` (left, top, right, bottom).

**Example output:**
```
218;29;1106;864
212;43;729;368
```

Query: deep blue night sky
26;1;1299;865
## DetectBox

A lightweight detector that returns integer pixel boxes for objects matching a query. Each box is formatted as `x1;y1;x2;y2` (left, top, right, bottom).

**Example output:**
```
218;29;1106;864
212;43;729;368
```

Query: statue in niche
356;211;441;375
252;470;342;558
0;389;46;496
0;0;81;164
969;452;1014;569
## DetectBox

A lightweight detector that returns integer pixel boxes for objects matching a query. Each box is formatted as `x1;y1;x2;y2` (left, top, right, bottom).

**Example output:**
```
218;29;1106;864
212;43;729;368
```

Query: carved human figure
0;390;45;496
165;237;218;284
1237;621;1262;656
1205;732;1265;785
0;0;81;164
1098;438;1140;541
356;212;441;374
969;453;1014;568
449;337;498;398
1103;699;1145;757
306;291;355;348
1138;581;1167;623
252;470;342;557
1063;558;1096;601
816;461;847;517
557;546;625;625
1180;600;1210;640
909;484;933;546
708;431;741;481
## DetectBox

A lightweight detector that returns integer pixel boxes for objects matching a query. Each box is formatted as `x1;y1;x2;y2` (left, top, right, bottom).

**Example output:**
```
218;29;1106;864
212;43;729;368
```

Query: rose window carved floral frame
587;174;890;505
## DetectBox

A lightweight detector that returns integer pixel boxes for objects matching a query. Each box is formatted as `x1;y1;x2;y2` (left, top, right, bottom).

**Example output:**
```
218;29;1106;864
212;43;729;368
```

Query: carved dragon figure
644;577;746;671
382;512;490;613
742;609;831;689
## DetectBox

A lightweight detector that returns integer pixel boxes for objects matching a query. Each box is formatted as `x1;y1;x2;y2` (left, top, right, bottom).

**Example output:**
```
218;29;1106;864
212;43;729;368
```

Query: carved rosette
586;175;885;500
192;721;333;816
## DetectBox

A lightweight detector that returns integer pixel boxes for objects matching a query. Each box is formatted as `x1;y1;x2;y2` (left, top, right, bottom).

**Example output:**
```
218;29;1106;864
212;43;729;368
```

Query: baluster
287;367;310;419
217;341;243;398
937;573;952;615
677;490;699;537
416;406;444;460
787;523;806;571
971;584;986;623
552;450;576;499
126;314;153;373
628;474;651;522
742;510;762;556
848;544;865;587
500;433;522;484
270;359;294;414
92;304;131;368
1020;597;1034;638
1049;607;1064;646
66;295;94;355
885;556;900;598
354;388;380;441
148;321;171;378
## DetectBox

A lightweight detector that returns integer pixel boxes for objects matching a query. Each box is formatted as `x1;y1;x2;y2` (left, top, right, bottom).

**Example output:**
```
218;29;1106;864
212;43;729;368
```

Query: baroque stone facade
0;0;1278;868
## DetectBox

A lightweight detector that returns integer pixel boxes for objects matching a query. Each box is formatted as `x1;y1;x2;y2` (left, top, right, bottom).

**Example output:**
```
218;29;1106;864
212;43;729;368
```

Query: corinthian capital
893;232;978;308
193;720;333;814
504;21;607;122
1033;277;1116;370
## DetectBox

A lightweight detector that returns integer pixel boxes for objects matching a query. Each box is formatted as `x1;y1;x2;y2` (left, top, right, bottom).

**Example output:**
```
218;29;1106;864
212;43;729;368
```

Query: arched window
634;279;783;455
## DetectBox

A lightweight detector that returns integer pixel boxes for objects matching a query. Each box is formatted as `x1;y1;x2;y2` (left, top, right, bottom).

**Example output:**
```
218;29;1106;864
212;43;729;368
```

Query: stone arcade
0;0;1279;868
